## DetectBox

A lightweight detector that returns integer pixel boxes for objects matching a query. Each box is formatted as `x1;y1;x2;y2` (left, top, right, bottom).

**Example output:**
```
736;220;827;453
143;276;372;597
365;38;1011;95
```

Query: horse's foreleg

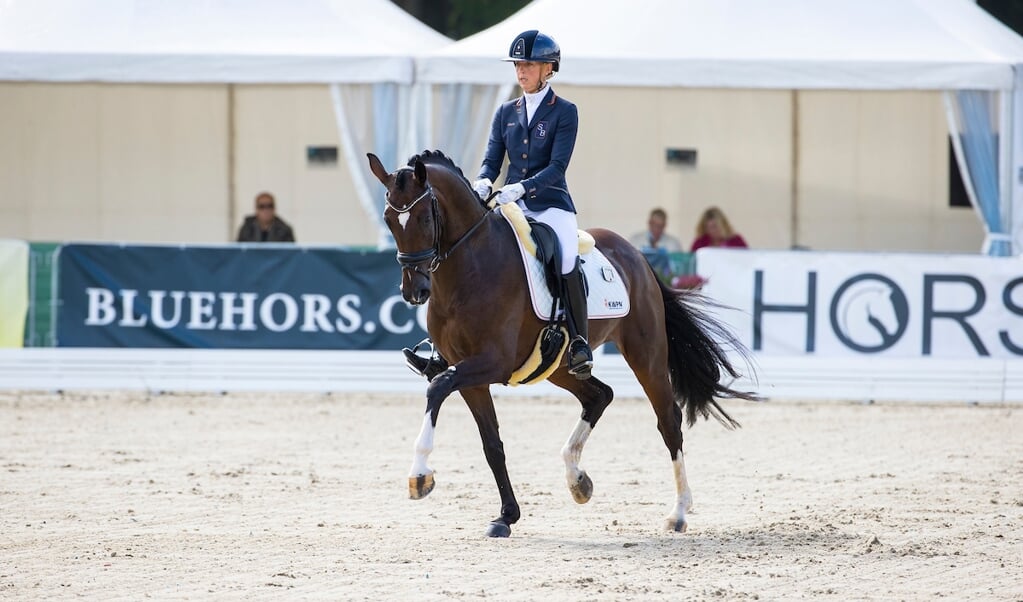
462;386;520;538
408;355;516;536
407;361;464;499
549;373;614;505
408;411;438;500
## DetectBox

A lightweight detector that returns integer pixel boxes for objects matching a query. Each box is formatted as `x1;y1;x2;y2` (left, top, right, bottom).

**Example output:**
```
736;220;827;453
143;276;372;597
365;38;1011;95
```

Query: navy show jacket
478;86;578;214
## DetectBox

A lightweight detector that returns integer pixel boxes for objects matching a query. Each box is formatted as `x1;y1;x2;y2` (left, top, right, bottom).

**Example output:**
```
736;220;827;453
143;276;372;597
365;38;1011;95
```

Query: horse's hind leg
618;333;693;532
549;371;614;504
461;386;520;538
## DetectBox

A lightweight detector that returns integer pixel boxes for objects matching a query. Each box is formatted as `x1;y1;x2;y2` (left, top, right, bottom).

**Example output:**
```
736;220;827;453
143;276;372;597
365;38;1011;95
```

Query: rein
388;185;499;274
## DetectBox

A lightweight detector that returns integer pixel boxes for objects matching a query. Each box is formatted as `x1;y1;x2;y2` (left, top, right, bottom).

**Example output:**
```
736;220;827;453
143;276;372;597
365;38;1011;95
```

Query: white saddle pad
500;211;631;322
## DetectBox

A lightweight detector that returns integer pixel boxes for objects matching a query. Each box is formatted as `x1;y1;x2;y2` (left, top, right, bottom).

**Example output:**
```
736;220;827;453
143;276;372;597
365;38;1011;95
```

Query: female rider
405;29;593;380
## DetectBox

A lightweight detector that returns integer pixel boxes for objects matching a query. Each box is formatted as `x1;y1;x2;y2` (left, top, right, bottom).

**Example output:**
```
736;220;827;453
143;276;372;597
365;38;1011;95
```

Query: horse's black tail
658;277;758;429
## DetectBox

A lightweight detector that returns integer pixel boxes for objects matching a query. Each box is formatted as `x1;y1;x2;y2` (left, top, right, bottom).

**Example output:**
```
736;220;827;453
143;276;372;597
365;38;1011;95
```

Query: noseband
386;182;492;275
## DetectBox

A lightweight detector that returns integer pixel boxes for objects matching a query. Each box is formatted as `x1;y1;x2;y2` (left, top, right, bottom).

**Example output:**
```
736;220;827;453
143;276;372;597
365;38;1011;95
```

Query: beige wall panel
97;85;229;242
233;85;373;246
0;83;228;243
0;83;102;239
0;83;986;255
797;90;982;252
557;85;793;250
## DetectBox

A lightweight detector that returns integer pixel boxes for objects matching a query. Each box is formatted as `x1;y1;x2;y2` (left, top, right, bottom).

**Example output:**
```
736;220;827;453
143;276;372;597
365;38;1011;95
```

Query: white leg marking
409;412;435;478
665;449;693;531
560;419;592;486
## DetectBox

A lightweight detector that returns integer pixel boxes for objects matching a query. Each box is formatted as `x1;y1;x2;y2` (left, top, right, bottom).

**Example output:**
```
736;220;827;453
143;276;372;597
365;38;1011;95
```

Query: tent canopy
0;0;450;84
418;0;1023;90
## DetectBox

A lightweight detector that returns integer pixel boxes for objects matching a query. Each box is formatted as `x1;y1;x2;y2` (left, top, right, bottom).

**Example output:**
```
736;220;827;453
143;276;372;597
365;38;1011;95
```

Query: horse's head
368;153;439;305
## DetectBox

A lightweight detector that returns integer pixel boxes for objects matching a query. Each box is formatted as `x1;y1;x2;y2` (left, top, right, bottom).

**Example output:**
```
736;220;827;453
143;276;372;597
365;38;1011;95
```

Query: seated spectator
236;192;296;242
629;208;684;284
690;206;747;252
629;208;683;252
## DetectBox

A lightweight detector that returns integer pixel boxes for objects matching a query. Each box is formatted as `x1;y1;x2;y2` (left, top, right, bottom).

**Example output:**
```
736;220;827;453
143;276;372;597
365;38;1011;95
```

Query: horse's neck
437;193;486;248
431;182;516;300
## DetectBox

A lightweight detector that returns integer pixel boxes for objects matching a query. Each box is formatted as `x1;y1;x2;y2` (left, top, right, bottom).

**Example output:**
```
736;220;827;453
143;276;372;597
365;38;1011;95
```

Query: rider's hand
472;178;493;200
496;183;525;205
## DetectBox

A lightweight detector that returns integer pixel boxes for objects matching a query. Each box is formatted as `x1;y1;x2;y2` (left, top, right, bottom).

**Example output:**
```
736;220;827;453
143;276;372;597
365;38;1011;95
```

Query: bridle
386;181;494;275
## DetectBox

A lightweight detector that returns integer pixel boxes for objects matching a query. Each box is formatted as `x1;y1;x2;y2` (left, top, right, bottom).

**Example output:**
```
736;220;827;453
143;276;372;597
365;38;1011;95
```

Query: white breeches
520;203;578;275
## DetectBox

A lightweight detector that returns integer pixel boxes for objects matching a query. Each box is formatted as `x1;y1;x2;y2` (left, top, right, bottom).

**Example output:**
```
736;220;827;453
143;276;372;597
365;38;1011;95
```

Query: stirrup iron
567;337;593;379
402;338;449;381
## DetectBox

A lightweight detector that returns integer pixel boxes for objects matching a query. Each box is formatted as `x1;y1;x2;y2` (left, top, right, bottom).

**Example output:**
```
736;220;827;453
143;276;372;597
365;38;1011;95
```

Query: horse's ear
413;158;427;186
367;153;389;185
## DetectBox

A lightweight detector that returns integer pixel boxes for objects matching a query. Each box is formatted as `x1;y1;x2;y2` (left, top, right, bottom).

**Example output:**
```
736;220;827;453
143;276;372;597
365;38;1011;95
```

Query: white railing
1;348;1020;403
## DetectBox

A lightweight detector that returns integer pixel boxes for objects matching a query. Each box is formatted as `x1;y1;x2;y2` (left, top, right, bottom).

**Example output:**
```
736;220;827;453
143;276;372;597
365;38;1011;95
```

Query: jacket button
521;168;527;173
522;139;528;144
521;153;528;159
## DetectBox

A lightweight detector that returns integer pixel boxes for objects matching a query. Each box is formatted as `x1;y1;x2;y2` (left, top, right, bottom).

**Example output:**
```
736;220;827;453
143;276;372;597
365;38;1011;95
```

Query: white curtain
329;82;511;249
945;89;1012;256
428;83;515;178
330;83;411;249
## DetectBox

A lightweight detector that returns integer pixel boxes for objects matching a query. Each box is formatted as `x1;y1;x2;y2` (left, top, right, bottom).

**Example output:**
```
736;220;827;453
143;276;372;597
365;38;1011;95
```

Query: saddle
499;202;626;322
495;203;628;386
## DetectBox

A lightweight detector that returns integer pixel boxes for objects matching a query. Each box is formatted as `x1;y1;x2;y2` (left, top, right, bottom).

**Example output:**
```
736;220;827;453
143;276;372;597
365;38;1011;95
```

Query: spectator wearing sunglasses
236;192;296;242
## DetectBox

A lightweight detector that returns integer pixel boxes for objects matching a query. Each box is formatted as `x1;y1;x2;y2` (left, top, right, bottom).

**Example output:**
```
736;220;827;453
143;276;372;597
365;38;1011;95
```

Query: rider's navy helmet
503;30;560;72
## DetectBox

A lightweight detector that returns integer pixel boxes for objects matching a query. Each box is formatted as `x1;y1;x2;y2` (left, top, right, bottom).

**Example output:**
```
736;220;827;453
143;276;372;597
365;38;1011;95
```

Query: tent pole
1000;87;1013;255
1009;69;1022;255
227;83;237;241
790;90;800;249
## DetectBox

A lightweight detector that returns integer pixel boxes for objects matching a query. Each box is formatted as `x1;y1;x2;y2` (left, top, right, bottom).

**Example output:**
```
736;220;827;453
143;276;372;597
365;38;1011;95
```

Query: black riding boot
402;340;449;382
562;263;593;379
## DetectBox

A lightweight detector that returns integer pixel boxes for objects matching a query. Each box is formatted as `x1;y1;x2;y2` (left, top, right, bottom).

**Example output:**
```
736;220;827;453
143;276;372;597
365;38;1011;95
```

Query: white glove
496;182;525;205
472;178;493;200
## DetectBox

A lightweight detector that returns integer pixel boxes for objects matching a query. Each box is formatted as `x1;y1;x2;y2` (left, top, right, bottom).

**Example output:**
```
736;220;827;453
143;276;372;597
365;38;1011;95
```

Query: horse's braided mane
406;150;474;195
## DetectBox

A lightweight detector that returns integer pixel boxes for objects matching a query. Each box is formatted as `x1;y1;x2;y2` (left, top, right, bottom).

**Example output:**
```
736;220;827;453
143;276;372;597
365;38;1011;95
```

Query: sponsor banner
0;240;29;348
697;248;1023;359
58;244;429;349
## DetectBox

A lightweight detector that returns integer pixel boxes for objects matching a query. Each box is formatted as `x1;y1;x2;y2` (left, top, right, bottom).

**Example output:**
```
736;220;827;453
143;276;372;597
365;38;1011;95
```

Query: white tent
418;0;1023;255
0;0;448;84
0;0;451;246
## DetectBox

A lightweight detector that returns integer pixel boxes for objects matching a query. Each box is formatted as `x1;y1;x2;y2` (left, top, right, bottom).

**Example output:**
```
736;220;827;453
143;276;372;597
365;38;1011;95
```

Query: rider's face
514;61;550;93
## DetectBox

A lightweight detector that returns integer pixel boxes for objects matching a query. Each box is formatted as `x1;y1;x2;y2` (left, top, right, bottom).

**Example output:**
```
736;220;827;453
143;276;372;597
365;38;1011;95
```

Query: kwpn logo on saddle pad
604;299;625;311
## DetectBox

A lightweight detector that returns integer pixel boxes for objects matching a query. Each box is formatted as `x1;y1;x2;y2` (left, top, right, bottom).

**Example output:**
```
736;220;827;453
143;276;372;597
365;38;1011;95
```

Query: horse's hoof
665;517;688;533
408;473;435;500
569;472;593;504
485;521;511;538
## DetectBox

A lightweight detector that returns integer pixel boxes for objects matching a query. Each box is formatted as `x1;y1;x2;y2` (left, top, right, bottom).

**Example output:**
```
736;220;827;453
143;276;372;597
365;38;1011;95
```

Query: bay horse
367;150;755;538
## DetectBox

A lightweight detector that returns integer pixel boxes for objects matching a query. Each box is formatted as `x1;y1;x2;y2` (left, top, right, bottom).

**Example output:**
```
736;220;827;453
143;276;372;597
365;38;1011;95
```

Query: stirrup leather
562;262;593;380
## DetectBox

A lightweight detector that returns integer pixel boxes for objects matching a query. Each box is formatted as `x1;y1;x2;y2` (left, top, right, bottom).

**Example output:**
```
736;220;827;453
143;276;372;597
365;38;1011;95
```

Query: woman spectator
690;206;747;252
